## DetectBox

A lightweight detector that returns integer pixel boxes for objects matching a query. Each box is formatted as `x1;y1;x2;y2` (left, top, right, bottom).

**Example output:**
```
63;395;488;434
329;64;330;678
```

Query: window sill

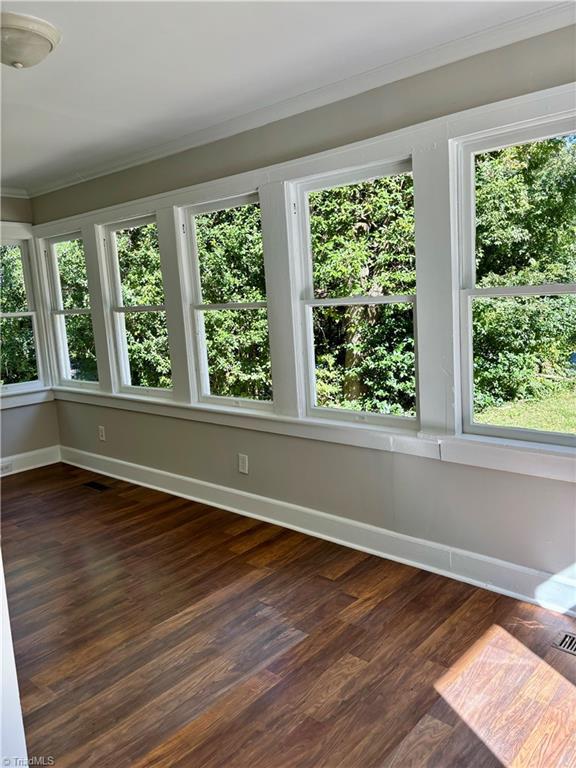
0;388;54;409
49;387;576;484
439;434;575;484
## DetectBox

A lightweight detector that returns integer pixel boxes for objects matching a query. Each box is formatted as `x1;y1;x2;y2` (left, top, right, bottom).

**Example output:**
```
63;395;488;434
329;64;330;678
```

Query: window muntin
191;198;272;405
0;243;41;387
302;166;417;420
108;218;172;391
48;235;98;383
463;132;576;442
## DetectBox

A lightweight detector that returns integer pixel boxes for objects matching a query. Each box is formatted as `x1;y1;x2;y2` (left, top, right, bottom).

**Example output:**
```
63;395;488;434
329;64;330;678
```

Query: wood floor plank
2;463;575;767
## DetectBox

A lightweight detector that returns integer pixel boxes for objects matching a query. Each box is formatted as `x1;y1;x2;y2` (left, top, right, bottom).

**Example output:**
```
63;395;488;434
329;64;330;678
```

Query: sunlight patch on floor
435;625;576;767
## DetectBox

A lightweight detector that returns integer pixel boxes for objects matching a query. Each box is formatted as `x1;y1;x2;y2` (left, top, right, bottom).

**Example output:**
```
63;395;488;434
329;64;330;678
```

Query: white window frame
103;215;174;399
0;224;50;394
24;84;575;477
185;193;273;412
455;114;576;448
44;232;100;389
291;159;419;429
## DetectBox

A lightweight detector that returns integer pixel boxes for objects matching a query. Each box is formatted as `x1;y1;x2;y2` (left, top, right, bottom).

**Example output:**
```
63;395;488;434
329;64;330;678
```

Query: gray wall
57;401;576;576
32;25;576;223
1;402;60;456
1;197;32;223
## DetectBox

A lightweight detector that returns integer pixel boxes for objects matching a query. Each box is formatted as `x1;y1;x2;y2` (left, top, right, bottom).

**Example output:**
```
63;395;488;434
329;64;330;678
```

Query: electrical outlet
98;425;106;441
238;453;249;475
0;462;14;476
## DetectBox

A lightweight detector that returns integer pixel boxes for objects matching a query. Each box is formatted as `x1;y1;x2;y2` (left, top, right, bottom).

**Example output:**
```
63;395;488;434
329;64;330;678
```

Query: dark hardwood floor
2;462;575;767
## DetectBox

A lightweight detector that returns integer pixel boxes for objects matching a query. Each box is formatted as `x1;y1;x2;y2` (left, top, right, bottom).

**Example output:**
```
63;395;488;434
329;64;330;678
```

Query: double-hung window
189;196;272;408
297;161;417;425
105;216;172;393
459;125;576;445
46;234;99;384
0;239;43;390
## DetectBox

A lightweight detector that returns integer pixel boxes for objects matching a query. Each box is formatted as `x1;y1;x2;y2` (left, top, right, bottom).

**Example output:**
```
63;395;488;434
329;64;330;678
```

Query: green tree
473;135;576;417
0;245;38;385
309;174;416;414
115;223;171;388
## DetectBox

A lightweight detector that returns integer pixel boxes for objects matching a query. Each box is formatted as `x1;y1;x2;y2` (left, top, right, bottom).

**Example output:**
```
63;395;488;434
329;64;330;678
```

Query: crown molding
12;2;576;199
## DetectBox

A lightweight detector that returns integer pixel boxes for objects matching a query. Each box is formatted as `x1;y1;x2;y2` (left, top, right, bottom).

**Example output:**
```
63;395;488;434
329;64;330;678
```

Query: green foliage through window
203;309;271;400
55;238;90;309
313;303;415;416
1;245;38;386
124;311;172;389
0;245;28;313
0;316;38;386
309;173;416;415
114;222;171;389
473;135;576;433
194;203;270;400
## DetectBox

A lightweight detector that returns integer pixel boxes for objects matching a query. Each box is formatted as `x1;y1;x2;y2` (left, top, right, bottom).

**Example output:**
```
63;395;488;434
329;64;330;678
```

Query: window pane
55;238;90;309
0;245;28;312
124;311;171;389
64;314;98;381
472;295;576;434
202;308;271;400
309;173;415;299
0;316;37;385
475;135;576;287
194;203;265;304
115;222;165;306
313;303;416;416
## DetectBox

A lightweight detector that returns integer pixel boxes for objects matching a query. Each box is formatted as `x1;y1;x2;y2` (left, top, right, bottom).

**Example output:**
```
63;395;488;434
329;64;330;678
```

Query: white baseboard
59;446;576;617
0;445;61;476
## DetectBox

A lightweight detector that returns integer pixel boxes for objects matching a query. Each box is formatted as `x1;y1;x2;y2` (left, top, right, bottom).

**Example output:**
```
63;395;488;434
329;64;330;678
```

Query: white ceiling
1;1;573;196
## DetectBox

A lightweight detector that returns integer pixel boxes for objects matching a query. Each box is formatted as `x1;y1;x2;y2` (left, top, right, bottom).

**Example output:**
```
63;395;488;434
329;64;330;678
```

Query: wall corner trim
51;445;575;617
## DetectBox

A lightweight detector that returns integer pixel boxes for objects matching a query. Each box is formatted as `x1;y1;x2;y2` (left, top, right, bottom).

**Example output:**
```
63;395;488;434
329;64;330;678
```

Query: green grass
475;388;576;434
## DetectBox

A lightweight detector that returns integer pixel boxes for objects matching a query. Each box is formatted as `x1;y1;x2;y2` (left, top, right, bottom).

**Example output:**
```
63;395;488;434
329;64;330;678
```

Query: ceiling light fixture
1;12;61;69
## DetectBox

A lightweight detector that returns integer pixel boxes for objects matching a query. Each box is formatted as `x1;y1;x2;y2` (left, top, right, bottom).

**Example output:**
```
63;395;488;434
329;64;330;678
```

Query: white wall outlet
238;453;249;475
0;462;14;476
98;425;106;441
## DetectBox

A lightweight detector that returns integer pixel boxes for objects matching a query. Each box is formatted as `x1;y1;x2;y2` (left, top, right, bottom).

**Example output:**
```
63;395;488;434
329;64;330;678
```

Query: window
0;241;42;388
461;131;576;442
47;235;99;383
299;163;417;423
106;217;172;391
190;197;272;405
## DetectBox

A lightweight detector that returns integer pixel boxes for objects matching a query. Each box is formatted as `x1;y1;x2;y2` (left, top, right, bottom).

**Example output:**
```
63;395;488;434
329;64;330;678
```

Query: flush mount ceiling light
1;12;61;69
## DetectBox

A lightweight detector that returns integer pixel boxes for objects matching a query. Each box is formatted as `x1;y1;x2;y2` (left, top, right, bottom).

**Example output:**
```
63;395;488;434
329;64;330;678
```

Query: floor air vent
554;632;576;656
83;481;111;492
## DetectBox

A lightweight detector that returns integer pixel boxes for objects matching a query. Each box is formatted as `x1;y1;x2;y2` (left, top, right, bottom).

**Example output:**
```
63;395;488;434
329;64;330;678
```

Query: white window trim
454;114;576;449
0;223;51;395
290;159;419;428
102;215;175;399
185;193;274;412
20;82;575;471
42;231;100;390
